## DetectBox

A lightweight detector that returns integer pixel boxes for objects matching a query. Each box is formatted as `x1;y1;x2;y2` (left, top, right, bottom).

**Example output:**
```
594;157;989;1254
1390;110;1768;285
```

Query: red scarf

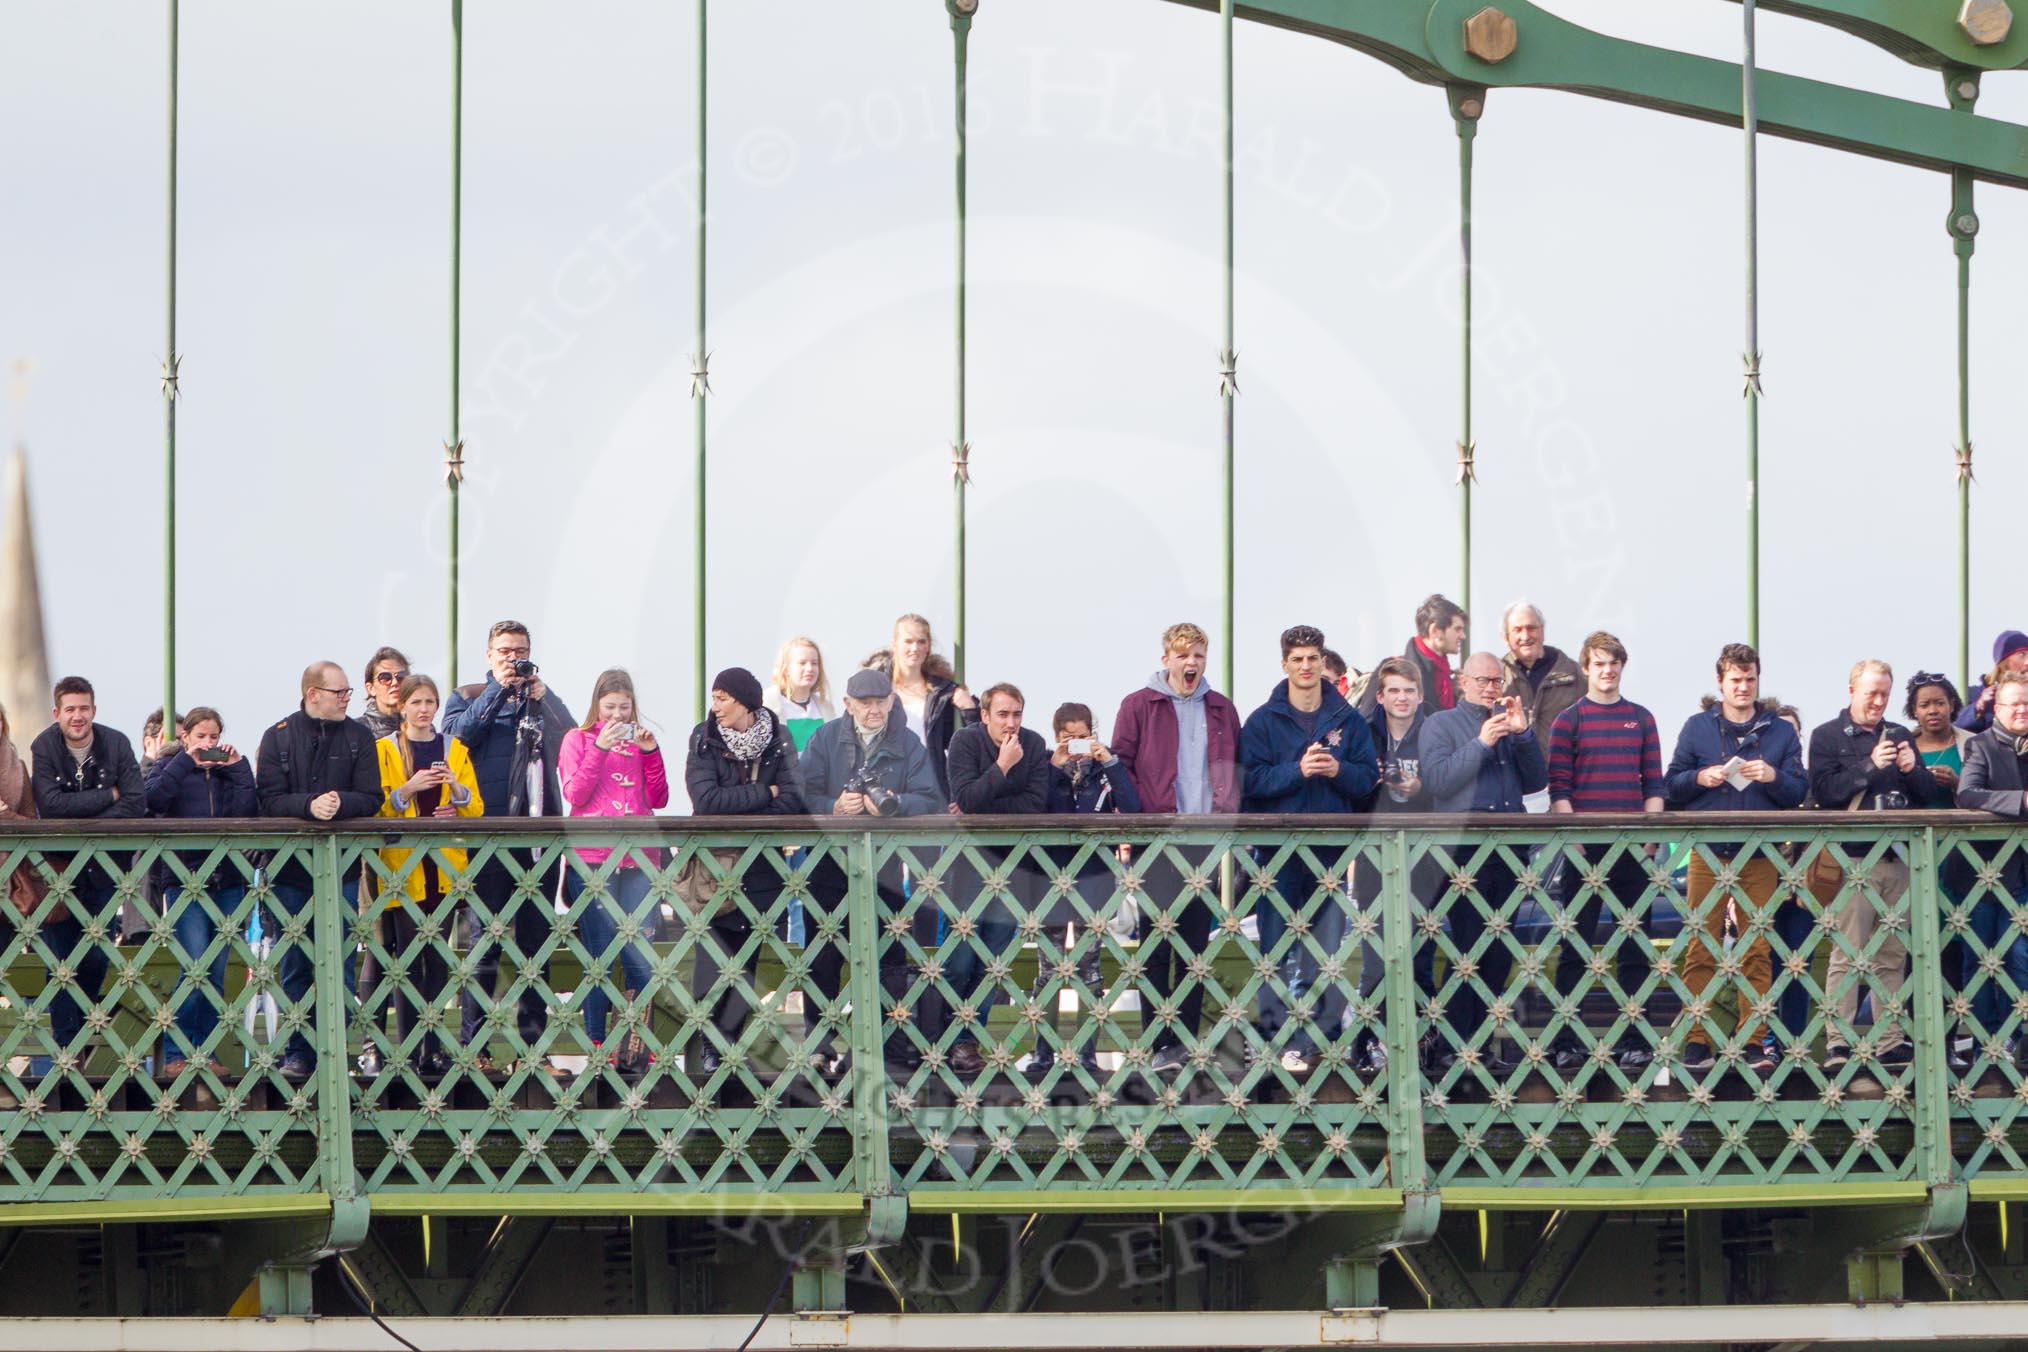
1414;637;1457;710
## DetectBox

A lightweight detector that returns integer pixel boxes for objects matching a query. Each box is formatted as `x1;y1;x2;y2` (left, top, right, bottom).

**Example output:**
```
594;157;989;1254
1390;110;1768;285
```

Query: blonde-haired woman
374;675;484;1077
764;637;834;753
862;612;976;800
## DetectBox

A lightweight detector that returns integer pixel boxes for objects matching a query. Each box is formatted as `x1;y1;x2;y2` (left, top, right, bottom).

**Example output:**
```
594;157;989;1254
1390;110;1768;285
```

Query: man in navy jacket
1663;642;1807;1075
1240;625;1378;1074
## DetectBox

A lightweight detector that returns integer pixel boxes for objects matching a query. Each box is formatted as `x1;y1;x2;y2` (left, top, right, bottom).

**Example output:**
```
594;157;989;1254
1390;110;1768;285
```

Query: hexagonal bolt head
1959;0;2012;47
1463;7;1519;63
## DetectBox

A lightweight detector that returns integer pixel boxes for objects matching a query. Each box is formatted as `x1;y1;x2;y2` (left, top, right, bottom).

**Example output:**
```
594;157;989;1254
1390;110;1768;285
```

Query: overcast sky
6;1;2027;804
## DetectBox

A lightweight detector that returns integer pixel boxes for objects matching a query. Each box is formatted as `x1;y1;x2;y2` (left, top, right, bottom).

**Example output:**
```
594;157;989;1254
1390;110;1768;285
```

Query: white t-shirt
898;690;927;739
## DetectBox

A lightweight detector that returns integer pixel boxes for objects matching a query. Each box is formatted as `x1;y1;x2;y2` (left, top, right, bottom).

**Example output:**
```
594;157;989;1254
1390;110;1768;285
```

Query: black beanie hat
712;667;764;715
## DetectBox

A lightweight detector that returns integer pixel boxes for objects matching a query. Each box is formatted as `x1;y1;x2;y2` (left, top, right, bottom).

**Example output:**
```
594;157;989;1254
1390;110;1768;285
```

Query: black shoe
1823;1042;1851;1070
1948;1044;1973;1075
949;1042;987;1077
1550;1043;1588;1074
1749;1040;1778;1074
693;1045;723;1077
1679;1043;1714;1073
1616;1046;1655;1075
1351;1037;1388;1079
1877;1043;1914;1069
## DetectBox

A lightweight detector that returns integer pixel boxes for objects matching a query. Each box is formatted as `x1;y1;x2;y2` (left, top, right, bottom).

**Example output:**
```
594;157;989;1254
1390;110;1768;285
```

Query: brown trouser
1678;853;1777;1048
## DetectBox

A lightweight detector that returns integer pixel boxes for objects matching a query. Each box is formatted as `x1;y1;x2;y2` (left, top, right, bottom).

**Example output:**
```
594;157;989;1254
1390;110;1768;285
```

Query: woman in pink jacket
559;668;671;1072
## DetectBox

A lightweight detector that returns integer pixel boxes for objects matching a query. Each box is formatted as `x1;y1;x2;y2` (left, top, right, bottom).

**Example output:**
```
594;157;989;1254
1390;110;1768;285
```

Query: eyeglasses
313;686;355;699
372;670;410;686
492;646;531;659
1463;675;1506;687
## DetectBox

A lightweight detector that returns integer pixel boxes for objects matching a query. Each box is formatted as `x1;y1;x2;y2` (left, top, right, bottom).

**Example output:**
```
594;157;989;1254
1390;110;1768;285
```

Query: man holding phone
1662;642;1808;1075
1240;625;1379;1075
1805;659;1945;1071
1419;650;1550;1078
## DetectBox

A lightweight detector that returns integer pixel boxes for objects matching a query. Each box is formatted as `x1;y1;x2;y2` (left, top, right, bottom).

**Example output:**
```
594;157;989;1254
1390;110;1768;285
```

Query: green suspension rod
1219;0;1236;695
1950;161;1977;691
163;0;179;734
1450;88;1482;643
693;0;710;720
949;0;975;684
1742;0;1763;648
447;0;464;687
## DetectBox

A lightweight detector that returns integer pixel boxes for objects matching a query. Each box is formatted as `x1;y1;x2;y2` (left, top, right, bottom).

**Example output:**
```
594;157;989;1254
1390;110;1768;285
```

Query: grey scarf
720;708;775;763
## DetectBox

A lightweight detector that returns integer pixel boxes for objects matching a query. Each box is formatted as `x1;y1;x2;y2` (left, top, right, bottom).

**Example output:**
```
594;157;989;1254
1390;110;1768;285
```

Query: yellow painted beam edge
1440;1182;1930;1211
1968;1178;2028;1201
0;1195;332;1228
368;1193;866;1217
908;1189;1410;1215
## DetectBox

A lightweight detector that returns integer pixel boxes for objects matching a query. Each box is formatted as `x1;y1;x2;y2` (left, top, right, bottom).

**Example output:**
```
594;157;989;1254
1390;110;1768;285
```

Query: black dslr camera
842;764;899;816
511;658;540;679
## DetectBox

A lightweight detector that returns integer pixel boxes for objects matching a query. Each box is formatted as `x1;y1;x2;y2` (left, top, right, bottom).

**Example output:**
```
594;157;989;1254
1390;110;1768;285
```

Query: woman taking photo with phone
374;675;484;1077
863;613;976;799
559;668;671;1073
764;637;834;753
145;706;258;1076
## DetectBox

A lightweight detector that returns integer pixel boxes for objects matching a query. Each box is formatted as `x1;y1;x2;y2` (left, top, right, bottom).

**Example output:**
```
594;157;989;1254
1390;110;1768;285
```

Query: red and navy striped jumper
1548;696;1665;811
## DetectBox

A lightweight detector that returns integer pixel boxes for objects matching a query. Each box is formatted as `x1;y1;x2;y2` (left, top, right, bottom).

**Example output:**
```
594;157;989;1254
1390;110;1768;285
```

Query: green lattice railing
1;814;2022;1224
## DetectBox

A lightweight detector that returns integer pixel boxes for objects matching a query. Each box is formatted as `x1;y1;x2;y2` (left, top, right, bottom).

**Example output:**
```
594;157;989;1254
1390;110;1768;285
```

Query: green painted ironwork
1946;69;1980;690
1446;87;1479;629
161;0;179;736
692;0;709;721
1220;0;1237;696
1742;0;1762;648
447;0;464;688
948;0;974;686
0;813;2019;1231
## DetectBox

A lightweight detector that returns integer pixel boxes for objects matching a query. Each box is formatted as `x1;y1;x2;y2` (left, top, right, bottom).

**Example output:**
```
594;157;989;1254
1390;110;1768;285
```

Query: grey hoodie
1148;671;1212;814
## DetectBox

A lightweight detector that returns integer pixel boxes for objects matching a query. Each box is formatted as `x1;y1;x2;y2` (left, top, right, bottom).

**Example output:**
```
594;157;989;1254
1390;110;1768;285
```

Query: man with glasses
1662;642;1807;1075
1420;651;1549;1076
1946;672;2028;1069
444;620;575;1073
254;662;381;1079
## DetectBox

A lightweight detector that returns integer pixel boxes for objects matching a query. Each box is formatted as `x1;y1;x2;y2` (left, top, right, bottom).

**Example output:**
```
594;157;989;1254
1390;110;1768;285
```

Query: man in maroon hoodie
1112;622;1242;1075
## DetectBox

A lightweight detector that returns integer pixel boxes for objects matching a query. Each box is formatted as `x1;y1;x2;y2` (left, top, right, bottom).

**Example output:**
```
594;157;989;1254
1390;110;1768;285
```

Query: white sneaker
1279;1048;1315;1074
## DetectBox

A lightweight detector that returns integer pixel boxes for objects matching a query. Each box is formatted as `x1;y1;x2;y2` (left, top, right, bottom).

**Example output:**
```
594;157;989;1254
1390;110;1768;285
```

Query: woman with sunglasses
358;646;412;738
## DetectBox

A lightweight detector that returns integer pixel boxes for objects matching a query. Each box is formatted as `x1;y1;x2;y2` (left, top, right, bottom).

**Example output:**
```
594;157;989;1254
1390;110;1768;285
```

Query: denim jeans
1255;861;1352;1059
167;883;247;1063
36;875;118;1066
565;866;658;1045
267;882;320;1065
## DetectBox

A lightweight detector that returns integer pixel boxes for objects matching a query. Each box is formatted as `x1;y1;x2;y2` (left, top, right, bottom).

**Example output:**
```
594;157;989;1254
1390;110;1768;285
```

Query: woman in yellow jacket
374;674;484;1077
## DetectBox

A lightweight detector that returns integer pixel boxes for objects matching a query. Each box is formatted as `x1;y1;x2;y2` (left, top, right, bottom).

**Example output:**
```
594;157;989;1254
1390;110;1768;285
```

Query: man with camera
1806;659;1946;1071
1419;650;1548;1077
796;668;944;1074
254;662;382;1080
443;620;576;1072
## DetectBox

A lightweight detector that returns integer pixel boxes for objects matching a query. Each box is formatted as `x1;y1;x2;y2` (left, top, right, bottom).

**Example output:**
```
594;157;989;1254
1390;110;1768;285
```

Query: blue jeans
1967;894;2028;1038
1256;861;1350;1058
167;883;246;1063
267;882;323;1065
565;866;658;1045
32;875;118;1069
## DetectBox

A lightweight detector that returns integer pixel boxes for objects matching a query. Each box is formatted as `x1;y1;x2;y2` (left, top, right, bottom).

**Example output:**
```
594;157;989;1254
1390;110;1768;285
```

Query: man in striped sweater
1545;631;1667;1075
